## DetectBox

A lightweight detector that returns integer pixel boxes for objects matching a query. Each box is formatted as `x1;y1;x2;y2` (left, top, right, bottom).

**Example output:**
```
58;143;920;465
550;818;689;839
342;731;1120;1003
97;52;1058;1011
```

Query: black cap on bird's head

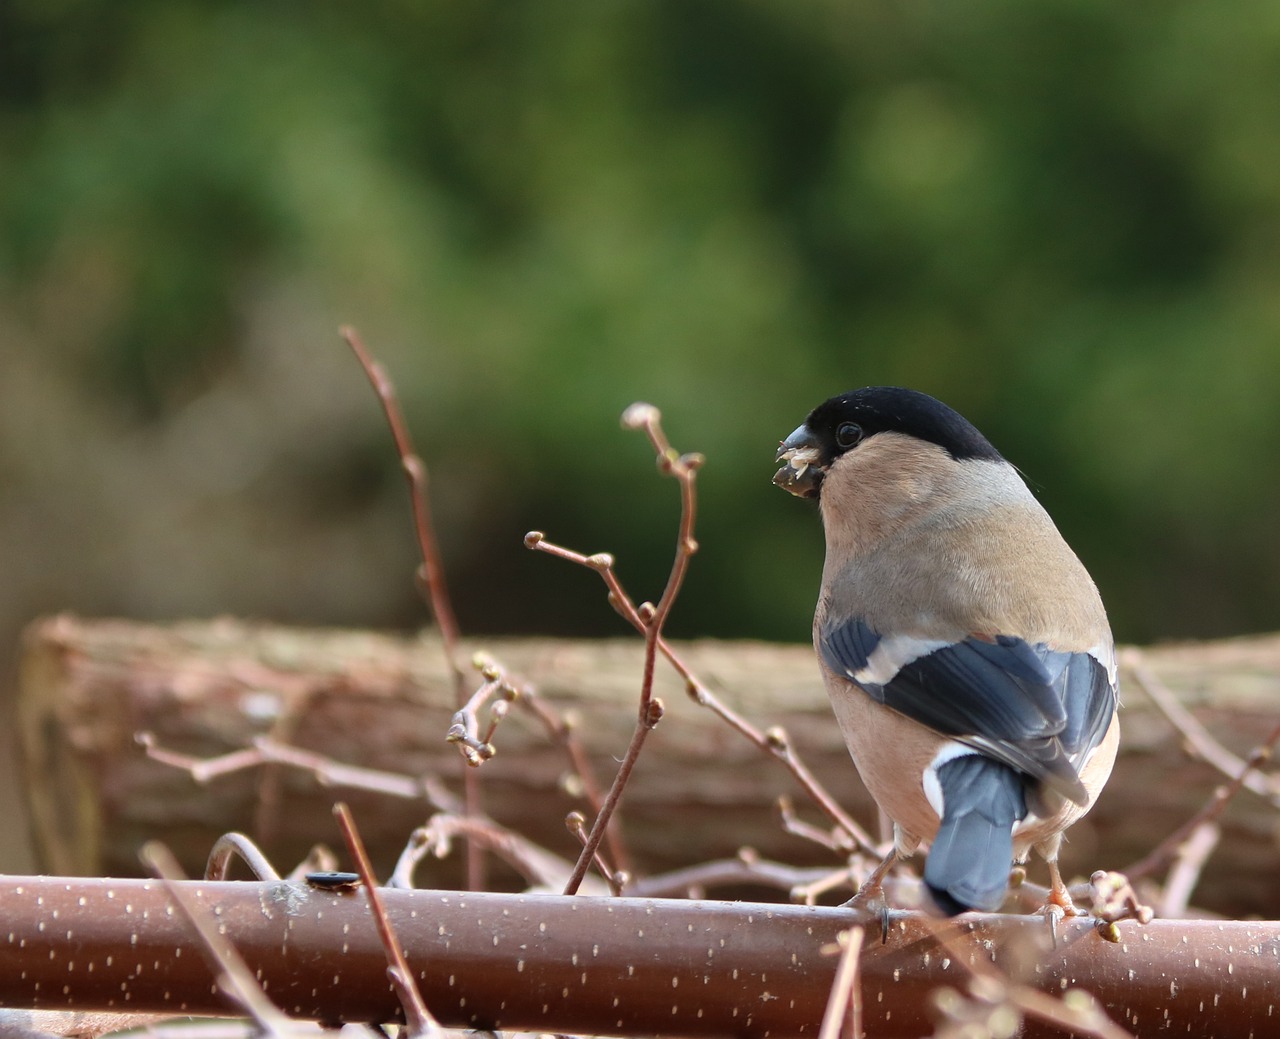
774;387;1003;498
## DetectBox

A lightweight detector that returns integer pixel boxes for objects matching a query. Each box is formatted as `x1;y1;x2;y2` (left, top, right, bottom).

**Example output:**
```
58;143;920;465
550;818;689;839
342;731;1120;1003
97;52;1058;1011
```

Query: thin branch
624;851;853;901
137;731;450;804
333;803;442;1039
525;534;878;857
1121;648;1279;803
537;403;702;896
341;325;484;891
442;649;627;873
387;812;610;895
139;843;296;1037
818;926;864;1039
1124;717;1280;882
1158;821;1221;919
340;326;463;679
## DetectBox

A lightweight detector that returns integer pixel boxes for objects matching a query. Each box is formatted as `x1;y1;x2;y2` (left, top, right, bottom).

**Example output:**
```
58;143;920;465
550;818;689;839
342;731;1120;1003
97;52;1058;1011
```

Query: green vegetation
4;1;1280;645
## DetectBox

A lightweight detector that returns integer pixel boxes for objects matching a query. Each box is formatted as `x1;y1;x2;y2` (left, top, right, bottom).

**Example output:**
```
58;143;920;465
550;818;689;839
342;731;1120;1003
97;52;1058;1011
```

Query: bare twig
1159;820;1222;918
921;916;1137;1039
340;326;463;683
1124;718;1280;882
137;731;453;805
531;403;702;896
387;812;610;895
444;670;513;766
442;650;627;873
139;842;296;1037
524;533;877;857
623;850;851;900
333;802;442;1039
564;810;627;895
342;325;484;891
1001;984;1136;1039
818;925;864;1039
1122;648;1279;803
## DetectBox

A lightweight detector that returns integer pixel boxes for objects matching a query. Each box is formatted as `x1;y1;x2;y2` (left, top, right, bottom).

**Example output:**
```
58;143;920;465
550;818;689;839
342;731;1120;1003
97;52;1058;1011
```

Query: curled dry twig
387;812;610;896
203;832;281;882
444;651;627;874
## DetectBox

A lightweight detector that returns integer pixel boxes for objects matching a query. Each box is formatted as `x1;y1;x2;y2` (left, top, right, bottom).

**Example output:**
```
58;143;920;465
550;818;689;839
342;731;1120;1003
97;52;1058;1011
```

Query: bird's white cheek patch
852;634;951;686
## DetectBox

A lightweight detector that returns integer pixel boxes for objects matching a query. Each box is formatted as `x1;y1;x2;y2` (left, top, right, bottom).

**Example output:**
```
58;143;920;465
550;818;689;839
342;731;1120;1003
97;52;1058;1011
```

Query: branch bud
523;530;545;549
621;402;660;430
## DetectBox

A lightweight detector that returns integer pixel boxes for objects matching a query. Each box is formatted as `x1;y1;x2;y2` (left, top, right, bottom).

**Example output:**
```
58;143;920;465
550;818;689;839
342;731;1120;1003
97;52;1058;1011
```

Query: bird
773;386;1119;917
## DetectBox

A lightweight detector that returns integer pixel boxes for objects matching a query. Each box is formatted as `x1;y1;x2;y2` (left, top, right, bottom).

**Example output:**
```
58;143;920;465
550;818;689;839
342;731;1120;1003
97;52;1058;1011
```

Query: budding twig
528;403;701;896
525;527;876;858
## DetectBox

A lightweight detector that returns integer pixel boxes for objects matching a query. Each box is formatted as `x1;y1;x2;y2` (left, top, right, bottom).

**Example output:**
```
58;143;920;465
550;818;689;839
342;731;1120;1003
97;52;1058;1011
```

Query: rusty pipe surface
0;877;1276;1037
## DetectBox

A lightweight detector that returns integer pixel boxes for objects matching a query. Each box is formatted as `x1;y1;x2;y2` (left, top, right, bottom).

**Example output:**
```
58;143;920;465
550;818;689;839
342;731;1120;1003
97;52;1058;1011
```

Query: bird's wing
819;617;1116;806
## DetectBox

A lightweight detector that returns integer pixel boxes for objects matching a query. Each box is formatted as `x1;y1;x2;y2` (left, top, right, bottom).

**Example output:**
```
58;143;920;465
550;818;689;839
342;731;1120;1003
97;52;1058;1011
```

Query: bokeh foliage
4;0;1280;650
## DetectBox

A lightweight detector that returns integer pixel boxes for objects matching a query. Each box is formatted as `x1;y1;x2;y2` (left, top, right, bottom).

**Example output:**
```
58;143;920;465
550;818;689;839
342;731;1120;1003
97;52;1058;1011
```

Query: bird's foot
840;850;897;942
1038;866;1083;946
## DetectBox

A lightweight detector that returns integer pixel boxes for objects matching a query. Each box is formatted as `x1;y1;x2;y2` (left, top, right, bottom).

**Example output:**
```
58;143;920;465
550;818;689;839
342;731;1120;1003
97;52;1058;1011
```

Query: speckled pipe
0;877;1276;1037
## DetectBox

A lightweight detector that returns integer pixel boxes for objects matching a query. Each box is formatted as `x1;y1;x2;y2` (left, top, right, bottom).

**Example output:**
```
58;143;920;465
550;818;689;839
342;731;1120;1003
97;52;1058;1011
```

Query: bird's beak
773;424;825;499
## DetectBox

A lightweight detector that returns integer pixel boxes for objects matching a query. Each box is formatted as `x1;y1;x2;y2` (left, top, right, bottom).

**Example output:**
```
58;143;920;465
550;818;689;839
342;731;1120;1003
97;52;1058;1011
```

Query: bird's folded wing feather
819;617;1115;805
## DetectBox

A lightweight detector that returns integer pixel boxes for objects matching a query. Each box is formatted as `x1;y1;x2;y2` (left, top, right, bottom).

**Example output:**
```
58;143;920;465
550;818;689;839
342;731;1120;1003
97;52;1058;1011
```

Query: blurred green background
3;2;1280;866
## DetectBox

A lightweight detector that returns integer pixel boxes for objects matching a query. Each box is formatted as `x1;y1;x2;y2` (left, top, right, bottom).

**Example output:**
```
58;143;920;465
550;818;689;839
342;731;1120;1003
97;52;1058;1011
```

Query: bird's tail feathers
924;754;1027;915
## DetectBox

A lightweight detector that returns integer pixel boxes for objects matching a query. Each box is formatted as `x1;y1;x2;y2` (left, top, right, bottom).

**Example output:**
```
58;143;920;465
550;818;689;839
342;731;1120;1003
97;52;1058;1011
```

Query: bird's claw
1039;879;1084;947
842;884;892;944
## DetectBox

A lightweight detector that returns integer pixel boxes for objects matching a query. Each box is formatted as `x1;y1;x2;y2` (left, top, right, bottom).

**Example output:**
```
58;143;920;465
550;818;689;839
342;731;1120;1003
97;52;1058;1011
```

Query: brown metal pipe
0;877;1276;1037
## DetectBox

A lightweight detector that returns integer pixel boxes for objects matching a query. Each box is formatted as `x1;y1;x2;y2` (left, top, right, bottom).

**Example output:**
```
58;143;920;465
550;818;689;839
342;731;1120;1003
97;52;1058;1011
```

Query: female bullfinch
774;387;1119;916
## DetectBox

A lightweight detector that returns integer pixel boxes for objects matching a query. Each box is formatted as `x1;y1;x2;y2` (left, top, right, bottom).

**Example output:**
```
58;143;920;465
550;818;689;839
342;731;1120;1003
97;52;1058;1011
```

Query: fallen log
15;615;1280;915
0;876;1275;1038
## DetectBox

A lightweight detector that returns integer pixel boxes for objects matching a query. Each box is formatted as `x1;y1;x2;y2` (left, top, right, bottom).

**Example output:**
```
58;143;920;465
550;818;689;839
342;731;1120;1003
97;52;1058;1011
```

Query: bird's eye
835;422;863;449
